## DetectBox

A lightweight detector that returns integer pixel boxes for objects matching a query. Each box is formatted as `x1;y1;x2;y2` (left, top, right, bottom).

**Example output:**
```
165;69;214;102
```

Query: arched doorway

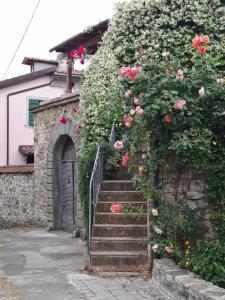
48;133;77;233
47;119;84;237
60;137;76;232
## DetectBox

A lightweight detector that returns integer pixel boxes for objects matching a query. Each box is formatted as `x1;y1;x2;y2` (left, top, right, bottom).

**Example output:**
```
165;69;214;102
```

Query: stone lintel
0;165;34;174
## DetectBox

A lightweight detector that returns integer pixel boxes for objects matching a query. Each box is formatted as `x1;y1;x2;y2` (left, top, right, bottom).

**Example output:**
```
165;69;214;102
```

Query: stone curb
152;259;225;300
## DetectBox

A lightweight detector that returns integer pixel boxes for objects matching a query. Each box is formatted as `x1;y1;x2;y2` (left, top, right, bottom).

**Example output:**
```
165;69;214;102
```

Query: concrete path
0;227;170;300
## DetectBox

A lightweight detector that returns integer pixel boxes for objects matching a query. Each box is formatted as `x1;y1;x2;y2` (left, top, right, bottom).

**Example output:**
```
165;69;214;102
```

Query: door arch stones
47;120;79;232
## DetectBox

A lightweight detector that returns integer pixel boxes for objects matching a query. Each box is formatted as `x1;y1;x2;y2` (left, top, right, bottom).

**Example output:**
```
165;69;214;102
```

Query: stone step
90;251;148;266
96;201;147;213
92;224;147;238
91;237;147;251
91;265;149;275
94;213;147;225
99;191;145;202
104;168;133;180
101;180;136;191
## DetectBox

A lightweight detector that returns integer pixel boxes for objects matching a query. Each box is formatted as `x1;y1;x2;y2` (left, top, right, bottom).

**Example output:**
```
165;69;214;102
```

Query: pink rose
162;51;170;57
165;246;172;254
135;106;144;115
174;99;186;110
152;244;159;253
111;203;123;213
199;87;205;97
134;97;141;106
124;90;132;98
153;226;163;235
176;69;184;80
114;140;124;150
119;66;128;78
152;209;158;216
119;66;141;80
132;66;142;76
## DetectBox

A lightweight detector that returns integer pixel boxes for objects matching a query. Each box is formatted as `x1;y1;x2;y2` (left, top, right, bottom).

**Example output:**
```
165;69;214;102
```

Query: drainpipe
66;57;72;94
152;137;159;208
6;77;54;165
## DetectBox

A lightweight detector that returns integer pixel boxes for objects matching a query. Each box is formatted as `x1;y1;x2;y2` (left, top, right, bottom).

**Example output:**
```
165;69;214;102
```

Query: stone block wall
32;94;85;237
0;165;34;228
159;168;210;226
152;259;225;300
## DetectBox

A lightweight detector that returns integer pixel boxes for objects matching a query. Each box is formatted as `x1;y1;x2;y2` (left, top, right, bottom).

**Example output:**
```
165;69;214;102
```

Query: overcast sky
0;0;120;79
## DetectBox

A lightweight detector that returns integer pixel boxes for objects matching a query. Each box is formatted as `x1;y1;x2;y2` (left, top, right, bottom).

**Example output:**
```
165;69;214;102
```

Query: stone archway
47;120;80;232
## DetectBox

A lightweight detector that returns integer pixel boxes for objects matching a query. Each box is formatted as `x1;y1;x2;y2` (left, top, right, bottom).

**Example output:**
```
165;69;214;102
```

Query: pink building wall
0;75;64;166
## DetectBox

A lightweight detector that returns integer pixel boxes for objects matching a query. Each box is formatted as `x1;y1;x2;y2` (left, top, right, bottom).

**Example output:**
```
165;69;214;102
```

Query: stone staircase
90;178;148;272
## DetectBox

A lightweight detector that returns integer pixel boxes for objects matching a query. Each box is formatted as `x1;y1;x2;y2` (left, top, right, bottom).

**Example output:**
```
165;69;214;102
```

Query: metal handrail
88;123;115;253
109;123;116;146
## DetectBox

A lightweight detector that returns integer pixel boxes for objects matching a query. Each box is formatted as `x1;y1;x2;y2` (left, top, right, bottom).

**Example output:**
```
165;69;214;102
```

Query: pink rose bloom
199;87;205;97
114;140;124;150
152;209;158;216
134;97;141;106
165;246;172;254
176;69;184;80
153;226;163;235
152;244;159;253
130;109;135;115
124;90;132;98
119;66;141;80
135;106;144;115
162;51;170;57
119;66;128;78
132;66;142;76
174;99;186;110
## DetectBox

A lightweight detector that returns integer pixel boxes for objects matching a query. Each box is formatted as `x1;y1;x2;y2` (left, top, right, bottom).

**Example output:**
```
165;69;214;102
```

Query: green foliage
191;238;225;287
121;46;225;286
78;144;97;238
80;47;124;146
79;0;225;286
150;202;206;265
122;203;146;220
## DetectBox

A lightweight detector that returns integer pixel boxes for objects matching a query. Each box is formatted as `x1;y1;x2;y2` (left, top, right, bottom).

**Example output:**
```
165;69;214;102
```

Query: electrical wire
1;0;41;80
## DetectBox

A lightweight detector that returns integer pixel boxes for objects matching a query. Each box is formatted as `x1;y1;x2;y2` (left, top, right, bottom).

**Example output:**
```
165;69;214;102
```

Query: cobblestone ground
0;228;171;300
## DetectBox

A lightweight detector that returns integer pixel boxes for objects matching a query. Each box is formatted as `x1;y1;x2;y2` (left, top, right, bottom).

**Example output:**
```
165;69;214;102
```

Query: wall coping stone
32;93;79;113
0;165;34;174
152;259;225;300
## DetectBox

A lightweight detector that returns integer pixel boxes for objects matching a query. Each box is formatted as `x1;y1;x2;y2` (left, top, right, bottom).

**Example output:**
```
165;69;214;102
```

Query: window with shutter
28;99;43;126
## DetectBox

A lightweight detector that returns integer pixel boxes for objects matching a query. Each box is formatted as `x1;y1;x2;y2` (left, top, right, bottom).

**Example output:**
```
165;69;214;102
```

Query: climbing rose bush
78;0;225;286
117;34;225;287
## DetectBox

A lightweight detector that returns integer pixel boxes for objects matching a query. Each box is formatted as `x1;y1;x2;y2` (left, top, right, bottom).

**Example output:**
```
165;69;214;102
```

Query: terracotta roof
22;57;58;66
19;145;34;156
0;165;34;174
0;67;56;89
49;19;109;54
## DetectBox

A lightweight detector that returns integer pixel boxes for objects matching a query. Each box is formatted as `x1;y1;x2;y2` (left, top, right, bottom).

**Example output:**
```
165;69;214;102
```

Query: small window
26;154;34;164
28;99;43;126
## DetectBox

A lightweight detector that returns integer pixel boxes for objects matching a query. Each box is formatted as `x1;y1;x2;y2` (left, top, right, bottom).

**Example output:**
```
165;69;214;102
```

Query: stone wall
32;94;85;237
0;165;34;228
152;259;225;300
159;168;210;226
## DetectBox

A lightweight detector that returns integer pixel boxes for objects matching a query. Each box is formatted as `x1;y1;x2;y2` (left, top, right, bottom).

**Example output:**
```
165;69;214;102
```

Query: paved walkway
0;228;170;300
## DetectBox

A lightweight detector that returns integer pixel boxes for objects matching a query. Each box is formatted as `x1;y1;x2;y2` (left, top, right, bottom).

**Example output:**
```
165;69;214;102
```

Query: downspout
66;57;72;94
152;136;160;208
6;77;54;165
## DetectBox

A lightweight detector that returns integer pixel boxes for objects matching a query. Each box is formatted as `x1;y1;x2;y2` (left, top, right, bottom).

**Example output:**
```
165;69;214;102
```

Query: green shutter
29;99;42;126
